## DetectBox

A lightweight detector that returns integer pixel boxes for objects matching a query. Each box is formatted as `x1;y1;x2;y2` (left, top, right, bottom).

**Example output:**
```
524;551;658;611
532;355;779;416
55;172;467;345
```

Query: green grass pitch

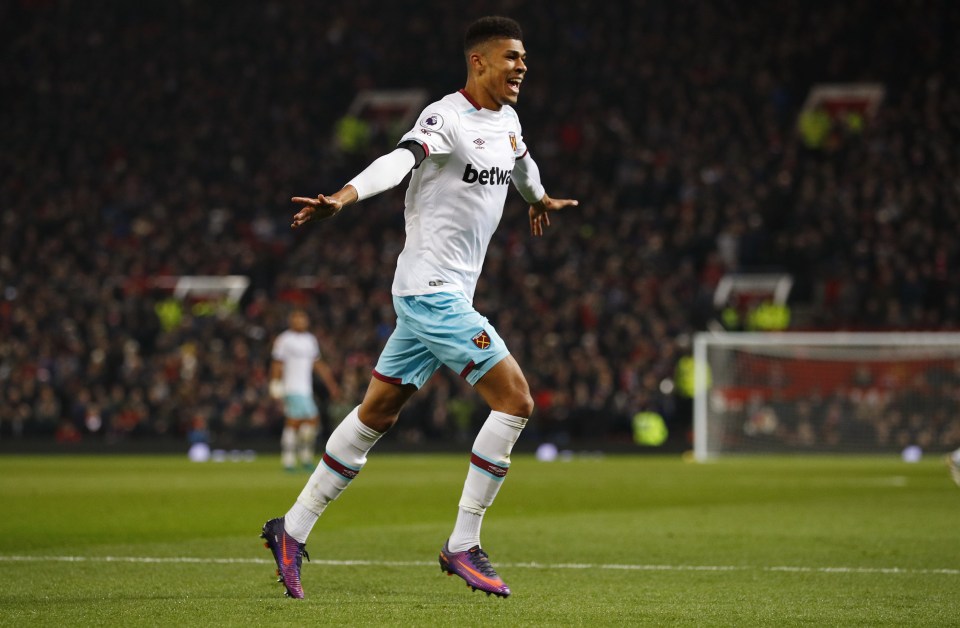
0;452;957;626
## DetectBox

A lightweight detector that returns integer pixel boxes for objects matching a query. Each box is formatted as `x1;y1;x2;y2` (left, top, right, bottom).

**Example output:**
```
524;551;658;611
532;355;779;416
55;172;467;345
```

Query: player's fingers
316;194;343;211
291;208;313;227
291;196;319;206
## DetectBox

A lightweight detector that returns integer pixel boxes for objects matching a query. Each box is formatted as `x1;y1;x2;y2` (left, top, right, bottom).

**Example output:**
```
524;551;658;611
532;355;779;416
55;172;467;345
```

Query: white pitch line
0;555;956;576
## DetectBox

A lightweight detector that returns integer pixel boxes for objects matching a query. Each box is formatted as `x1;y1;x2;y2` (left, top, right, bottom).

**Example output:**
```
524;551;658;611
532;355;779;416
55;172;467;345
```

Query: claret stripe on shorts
372;369;403;385
322;452;361;481
470;451;509;481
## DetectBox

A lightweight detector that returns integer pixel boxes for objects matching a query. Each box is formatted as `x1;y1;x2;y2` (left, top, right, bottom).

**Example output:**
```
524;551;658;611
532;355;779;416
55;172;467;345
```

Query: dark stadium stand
2;0;958;450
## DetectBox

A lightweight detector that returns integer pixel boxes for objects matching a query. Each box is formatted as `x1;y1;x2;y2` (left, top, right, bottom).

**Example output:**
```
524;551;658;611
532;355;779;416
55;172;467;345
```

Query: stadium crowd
2;0;959;451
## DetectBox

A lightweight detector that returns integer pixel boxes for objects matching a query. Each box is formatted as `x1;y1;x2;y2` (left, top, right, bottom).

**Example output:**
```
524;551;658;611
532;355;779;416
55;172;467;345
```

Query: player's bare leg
355;376;419;433
473;355;535;417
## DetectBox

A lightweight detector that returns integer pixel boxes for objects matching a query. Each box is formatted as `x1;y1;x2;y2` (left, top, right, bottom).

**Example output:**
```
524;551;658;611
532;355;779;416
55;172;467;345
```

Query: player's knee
359;378;416;433
358;396;404;433
480;369;534;417
358;409;399;434
513;393;533;419
518;391;535;417
502;387;534;418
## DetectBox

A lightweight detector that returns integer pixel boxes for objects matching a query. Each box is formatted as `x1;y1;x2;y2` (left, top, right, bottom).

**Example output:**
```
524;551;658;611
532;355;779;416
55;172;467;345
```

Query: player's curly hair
463;16;523;53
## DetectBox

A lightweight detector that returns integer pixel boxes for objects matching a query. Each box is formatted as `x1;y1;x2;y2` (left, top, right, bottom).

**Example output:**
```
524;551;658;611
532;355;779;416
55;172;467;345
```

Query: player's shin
297;421;319;467
281;426;297;469
284;406;383;542
448;411;527;552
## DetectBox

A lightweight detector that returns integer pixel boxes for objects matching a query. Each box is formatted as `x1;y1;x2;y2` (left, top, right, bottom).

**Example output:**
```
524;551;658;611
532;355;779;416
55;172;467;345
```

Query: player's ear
467;49;485;74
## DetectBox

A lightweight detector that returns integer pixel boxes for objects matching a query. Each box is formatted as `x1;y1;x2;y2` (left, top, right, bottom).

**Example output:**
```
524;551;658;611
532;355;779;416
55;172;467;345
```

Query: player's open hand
290;194;344;228
529;194;578;236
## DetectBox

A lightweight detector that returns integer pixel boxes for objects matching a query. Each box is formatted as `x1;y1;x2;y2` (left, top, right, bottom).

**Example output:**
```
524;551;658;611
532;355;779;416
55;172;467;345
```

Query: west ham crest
508;132;517;152
471;330;492;350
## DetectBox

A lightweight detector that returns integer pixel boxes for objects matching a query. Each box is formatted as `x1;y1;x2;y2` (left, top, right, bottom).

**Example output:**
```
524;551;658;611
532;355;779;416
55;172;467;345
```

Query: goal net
692;332;960;460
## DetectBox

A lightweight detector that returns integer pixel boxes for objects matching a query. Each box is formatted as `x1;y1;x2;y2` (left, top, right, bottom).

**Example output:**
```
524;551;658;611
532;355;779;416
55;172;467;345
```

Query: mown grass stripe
0;555;956;575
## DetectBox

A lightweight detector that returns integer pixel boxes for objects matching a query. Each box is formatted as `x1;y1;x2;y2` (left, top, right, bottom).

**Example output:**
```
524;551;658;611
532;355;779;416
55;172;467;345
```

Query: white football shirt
271;330;319;396
394;90;530;303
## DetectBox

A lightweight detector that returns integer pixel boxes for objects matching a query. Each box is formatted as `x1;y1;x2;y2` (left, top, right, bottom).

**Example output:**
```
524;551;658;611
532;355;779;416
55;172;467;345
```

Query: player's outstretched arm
291;186;358;228
512;151;577;236
290;147;418;229
529;194;579;237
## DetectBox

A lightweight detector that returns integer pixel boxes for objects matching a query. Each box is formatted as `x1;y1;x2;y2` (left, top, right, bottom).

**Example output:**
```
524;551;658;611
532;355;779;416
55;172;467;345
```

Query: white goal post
693;332;960;460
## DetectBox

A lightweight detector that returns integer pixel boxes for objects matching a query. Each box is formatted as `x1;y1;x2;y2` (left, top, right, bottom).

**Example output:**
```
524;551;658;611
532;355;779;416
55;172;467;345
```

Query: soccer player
947;448;960;487
269;308;341;471
261;16;577;599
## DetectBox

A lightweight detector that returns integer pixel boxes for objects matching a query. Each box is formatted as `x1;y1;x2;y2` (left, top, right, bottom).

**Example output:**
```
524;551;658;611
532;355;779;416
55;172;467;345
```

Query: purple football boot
261;517;310;598
439;542;511;598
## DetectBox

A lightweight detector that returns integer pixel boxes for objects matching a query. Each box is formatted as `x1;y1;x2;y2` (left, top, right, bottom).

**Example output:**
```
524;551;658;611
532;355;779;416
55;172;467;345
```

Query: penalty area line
0;555;956;576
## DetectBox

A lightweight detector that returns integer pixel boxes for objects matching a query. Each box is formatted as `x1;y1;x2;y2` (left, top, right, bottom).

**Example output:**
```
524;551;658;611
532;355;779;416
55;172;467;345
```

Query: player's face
290;311;308;332
479;38;527;107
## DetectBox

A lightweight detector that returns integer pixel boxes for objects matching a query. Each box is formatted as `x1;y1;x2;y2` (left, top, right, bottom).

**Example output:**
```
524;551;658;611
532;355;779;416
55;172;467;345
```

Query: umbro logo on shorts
471;330;492;350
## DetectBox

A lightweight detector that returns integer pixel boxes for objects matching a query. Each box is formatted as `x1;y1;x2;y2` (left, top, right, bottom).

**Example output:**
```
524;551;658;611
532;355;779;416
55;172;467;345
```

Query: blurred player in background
270;308;341;471
261;16;577;599
948;448;960;487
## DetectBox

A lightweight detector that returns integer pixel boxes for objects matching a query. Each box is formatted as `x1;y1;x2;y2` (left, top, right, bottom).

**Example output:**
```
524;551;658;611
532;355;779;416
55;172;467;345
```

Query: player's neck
461;84;502;112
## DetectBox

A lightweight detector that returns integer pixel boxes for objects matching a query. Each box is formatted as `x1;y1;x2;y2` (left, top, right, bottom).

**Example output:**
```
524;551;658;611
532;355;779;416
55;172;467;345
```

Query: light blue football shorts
283;394;319;420
373;292;510;389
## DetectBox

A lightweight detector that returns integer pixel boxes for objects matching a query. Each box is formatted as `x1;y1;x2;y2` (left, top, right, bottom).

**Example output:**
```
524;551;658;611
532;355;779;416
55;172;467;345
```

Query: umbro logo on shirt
462;163;512;185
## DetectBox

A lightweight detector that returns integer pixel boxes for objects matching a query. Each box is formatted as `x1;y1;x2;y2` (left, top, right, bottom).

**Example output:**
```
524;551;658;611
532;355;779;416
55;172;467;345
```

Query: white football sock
449;509;484;552
448;410;527;552
284;406;383;542
284;501;320;544
280;426;297;469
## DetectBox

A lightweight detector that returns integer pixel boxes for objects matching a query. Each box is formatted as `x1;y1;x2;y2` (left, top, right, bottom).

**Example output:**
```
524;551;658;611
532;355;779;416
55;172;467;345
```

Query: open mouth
507;78;522;95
